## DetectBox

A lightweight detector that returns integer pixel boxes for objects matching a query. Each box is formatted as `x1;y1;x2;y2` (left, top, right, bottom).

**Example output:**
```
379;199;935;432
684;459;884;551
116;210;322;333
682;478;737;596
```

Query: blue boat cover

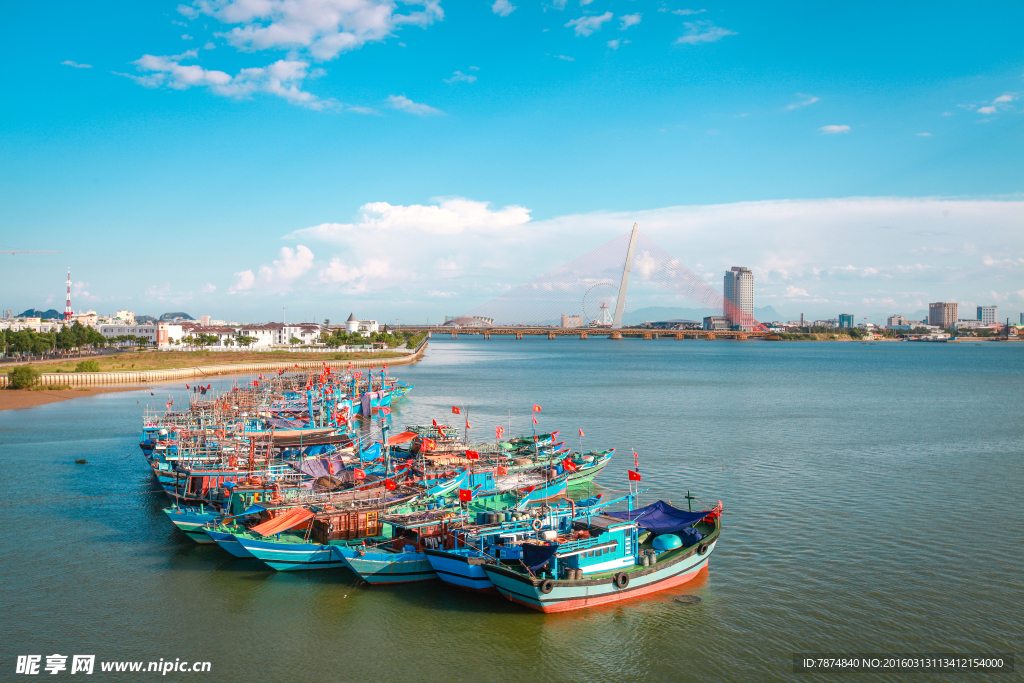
607;500;707;534
522;542;557;572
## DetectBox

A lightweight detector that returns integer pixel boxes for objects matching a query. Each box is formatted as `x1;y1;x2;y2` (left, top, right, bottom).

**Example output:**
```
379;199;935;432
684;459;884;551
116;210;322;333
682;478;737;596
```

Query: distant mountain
622;305;783;325
159;311;194;321
136;315;157;324
16;308;61;320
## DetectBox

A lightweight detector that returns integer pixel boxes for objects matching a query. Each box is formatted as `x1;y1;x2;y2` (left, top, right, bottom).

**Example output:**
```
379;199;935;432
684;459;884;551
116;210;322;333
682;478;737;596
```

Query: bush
7;365;40;389
75;360;101;372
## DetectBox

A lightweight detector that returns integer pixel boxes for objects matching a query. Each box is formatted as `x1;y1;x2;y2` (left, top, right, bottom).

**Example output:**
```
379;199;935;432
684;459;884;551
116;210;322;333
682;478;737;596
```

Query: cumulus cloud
492;0;516;17
566;12;613;36
61;60;92;69
620;13;641;30
319;257;391;293
201;283;217;293
229;245;315;294
820;124;850;134
179;0;443;61
674;21;735;44
444;70;476;83
607;39;620;50
124;53;333;109
786;93;819;110
784;285;809;297
387;94;443;115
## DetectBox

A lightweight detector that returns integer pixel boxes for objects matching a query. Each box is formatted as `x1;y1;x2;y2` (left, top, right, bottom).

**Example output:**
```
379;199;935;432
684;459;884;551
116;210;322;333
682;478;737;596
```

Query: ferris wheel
582;282;618;326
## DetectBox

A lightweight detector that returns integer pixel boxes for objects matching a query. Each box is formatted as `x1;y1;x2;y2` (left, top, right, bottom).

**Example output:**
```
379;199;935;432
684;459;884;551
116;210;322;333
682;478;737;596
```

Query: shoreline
0;386;145;412
0;341;429;388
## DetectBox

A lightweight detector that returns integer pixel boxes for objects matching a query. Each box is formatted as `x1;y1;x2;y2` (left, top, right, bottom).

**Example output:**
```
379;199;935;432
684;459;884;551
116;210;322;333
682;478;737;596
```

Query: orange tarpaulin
251;507;315;537
387;431;419;445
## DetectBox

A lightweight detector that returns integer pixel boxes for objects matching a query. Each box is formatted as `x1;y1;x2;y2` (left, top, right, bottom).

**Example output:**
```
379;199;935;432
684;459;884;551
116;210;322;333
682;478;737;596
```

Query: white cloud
620;13;641;29
201;283;217;293
179;0;443;61
992;93;1016;104
786;93;819;110
61;60;92;69
228;245;315;294
319;258;391;292
182;34;193;40
916;132;932;137
203;41;216;49
566;12;613;36
672;8;705;15
553;54;575;61
820;125;850;134
146;282;194;305
444;70;476;83
469;65;480;70
580;0;593;5
607;39;620;50
784;285;809;297
290;198;531;241
387;94;443;115
492;0;516;17
942;111;952;116
977;106;996;115
674;21;736;44
126;54;333;109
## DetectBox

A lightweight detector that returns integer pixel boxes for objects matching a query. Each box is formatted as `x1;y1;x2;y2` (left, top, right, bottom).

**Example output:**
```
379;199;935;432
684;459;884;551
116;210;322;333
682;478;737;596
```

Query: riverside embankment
0;340;428;388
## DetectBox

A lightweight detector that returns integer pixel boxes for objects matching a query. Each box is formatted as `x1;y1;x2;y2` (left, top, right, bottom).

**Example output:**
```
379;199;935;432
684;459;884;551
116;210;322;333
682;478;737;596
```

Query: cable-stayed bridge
434;224;765;339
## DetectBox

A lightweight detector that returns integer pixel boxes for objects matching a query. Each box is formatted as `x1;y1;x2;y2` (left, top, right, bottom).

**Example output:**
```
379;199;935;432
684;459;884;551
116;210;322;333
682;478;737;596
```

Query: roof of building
346;313;357;322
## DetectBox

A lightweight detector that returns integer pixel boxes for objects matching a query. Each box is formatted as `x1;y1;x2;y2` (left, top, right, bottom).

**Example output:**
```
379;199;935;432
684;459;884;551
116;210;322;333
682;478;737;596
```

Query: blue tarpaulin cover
522;542;557;573
607;500;707;534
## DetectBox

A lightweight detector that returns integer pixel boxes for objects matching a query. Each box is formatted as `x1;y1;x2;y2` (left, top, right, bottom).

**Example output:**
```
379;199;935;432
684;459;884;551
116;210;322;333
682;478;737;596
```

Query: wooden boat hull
337;548;437;584
164;507;219;543
234;535;347;571
423;549;495;592
483;539;717;613
206;529;255;557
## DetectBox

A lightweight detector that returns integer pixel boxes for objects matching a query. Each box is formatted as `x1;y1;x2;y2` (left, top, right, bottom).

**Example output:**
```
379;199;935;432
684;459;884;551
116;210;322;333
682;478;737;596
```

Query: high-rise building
887;314;908;327
560;314;583;328
928;302;958;328
977;306;997;324
838;313;854;328
723;267;754;330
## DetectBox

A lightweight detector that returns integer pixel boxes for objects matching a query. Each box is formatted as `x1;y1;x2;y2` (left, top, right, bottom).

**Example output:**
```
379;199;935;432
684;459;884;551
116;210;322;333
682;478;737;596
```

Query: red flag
452;406;461;415
562;458;577;472
578;428;585;437
185;384;189;389
458;488;472;502
353;468;366;480
628;470;642;481
432;419;438;427
633;450;639;470
384;479;397;490
421;438;437;451
495;426;504;439
206;384;211;390
465;419;471;430
532;404;542;412
465;450;480;460
496;465;508;475
533;417;538;424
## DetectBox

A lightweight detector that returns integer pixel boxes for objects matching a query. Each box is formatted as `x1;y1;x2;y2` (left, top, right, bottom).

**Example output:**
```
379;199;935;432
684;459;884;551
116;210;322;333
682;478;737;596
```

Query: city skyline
2;2;1022;323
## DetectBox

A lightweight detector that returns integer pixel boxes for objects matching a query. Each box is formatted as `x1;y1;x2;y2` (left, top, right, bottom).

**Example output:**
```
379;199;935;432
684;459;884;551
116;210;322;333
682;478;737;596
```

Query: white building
98;323;161;345
977;306;997;324
887;314;909;327
723;267;754;330
344;313;380;337
112;310;135;324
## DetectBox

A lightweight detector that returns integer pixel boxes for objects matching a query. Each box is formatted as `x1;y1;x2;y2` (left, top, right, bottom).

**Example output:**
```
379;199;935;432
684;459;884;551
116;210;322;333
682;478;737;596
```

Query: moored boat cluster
146;364;722;612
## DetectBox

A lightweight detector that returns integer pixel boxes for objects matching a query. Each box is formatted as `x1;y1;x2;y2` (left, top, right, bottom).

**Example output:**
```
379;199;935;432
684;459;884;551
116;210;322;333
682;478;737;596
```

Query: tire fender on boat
697;542;709;555
614;572;629;589
539;579;554;594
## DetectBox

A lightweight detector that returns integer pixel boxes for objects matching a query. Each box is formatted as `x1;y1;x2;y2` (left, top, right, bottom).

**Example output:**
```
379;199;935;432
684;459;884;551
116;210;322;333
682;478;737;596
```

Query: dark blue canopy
522;542;557;572
607;500;707;534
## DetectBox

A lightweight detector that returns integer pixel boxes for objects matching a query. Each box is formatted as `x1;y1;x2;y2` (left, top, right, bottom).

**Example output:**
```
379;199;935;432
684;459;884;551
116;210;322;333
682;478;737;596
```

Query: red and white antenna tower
64;268;72;322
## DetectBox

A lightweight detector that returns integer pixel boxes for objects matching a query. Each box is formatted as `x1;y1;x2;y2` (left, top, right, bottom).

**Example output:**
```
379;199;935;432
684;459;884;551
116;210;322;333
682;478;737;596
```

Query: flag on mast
451;406;461;415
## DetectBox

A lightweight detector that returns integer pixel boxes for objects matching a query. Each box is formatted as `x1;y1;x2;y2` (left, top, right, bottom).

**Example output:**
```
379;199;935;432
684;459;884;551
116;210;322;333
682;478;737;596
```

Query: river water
0;338;1020;682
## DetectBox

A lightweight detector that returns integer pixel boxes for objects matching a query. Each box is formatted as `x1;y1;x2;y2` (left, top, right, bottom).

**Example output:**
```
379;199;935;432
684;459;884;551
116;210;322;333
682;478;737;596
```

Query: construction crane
0;250;61;255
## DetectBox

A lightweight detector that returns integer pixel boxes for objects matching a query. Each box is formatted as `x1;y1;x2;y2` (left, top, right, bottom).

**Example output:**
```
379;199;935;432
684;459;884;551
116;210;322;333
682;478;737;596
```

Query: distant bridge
401;326;768;340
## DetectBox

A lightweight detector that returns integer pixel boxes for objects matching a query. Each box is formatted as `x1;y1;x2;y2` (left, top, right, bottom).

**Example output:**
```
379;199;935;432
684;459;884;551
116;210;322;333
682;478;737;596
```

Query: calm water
1;338;1020;682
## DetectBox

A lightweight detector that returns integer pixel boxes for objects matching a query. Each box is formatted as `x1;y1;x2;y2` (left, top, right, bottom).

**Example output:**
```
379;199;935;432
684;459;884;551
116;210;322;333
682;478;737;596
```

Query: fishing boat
482;500;722;612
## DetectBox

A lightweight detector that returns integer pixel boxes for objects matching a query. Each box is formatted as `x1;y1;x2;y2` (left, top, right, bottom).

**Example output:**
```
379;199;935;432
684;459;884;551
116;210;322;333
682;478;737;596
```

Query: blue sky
1;0;1022;324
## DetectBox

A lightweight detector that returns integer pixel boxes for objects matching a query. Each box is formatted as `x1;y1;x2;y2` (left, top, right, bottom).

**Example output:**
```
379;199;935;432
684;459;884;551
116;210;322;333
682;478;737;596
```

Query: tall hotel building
724;267;754;330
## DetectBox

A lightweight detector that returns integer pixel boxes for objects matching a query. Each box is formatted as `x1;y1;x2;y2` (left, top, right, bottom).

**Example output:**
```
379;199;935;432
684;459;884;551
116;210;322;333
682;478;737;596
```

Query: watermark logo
15;655;207;675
